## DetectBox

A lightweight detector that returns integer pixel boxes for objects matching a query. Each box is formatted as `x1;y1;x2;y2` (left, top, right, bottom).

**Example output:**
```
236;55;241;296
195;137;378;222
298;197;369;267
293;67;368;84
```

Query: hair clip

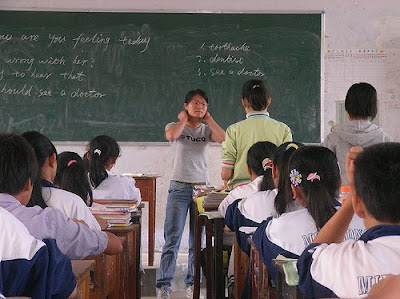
307;172;321;182
67;160;77;167
252;84;259;89
290;169;302;186
94;149;101;156
262;158;273;171
286;143;299;151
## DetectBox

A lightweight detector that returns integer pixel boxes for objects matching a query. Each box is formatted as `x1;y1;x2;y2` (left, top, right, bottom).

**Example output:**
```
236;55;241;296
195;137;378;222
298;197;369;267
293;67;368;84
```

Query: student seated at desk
218;141;277;218
1;133;122;260
0;133;77;298
87;135;141;203
225;142;304;254
22;131;101;231
297;143;400;298
254;146;365;283
55;151;109;230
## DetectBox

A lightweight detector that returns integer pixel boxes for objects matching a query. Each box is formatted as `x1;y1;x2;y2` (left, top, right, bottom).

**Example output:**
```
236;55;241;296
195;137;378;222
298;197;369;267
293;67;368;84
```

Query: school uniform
42;180;101;231
297;225;400;298
0;206;76;298
253;207;366;282
0;193;108;259
225;189;280;254
92;170;141;203
218;175;263;218
324;120;392;185
221;111;292;190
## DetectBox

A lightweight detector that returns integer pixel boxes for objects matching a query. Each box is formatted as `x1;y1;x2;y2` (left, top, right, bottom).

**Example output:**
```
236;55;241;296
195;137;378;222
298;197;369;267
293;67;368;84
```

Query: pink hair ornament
307;172;321;182
67;160;77;167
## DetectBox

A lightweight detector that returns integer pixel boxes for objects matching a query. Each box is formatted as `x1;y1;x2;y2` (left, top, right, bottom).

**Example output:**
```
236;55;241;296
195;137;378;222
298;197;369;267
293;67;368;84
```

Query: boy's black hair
288;146;340;229
22;131;58;209
88;135;120;188
246;141;277;191
354;142;400;223
55;151;93;207
0;134;39;195
184;89;209;104
273;142;304;215
241;79;270;111
345;82;378;120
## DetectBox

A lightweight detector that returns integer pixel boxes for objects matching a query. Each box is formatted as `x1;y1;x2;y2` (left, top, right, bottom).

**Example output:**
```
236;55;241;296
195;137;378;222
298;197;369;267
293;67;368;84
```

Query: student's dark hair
55;151;93;207
273;142;304;215
288;146;340;230
241;79;270;111
88;135;120;188
354;142;400;223
83;151;90;173
246;141;277;191
184;89;209;104
0;134;39;195
21;131;58;208
345;82;378;120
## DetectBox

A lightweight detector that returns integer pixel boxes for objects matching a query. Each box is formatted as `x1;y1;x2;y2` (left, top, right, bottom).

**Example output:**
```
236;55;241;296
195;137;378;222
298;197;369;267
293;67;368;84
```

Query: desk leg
213;218;225;299
148;188;155;267
205;220;214;299
193;207;202;299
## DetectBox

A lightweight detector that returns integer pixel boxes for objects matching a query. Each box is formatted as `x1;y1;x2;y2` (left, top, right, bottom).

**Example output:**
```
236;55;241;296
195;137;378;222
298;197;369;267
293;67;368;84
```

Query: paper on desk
121;173;144;177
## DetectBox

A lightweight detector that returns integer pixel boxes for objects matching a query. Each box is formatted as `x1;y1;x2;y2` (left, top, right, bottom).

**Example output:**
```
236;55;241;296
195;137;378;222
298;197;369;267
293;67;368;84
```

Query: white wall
2;0;400;253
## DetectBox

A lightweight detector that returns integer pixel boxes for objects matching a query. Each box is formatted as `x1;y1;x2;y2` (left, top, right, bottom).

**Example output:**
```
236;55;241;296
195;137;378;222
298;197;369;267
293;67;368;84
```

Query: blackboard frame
0;11;323;142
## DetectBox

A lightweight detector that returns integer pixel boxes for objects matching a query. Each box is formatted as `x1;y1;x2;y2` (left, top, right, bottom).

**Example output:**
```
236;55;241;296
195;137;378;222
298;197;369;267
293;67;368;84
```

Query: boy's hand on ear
345;146;363;191
178;110;189;122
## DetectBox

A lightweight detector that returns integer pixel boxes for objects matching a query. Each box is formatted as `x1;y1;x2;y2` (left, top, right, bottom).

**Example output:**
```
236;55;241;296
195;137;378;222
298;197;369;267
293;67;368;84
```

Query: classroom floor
141;252;207;299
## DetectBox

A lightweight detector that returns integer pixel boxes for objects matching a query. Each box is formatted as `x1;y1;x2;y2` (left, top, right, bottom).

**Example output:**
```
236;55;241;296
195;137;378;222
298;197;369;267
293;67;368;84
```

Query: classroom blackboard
0;11;321;142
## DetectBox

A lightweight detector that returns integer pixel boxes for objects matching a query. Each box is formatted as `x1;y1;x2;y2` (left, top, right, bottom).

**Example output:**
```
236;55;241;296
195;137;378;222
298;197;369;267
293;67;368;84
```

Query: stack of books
90;200;138;227
202;190;229;211
90;209;132;227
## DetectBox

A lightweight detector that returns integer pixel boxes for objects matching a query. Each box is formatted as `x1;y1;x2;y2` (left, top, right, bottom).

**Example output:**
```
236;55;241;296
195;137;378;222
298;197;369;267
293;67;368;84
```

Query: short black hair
354;142;400;223
184;89;209;104
0;134;38;195
345;82;378;120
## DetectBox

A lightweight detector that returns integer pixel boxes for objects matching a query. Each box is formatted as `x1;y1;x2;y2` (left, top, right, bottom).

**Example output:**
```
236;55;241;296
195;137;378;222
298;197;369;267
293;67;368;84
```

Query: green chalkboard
0;11;321;142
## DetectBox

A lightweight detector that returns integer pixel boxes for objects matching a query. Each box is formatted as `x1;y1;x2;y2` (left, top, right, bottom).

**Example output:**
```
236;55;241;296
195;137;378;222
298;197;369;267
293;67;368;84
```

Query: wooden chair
233;236;249;298
249;238;274;299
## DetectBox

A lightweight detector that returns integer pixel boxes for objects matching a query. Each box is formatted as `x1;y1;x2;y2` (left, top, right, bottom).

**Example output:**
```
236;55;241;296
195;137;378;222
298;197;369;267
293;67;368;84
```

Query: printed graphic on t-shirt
357;274;388;295
180;135;207;142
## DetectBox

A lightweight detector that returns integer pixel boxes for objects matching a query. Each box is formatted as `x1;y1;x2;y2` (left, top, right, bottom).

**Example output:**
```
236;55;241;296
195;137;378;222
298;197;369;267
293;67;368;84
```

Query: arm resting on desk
104;231;123;255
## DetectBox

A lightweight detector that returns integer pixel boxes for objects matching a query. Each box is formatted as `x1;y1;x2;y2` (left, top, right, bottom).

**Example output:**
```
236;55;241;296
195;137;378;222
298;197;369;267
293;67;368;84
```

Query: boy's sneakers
186;285;204;299
157;286;171;299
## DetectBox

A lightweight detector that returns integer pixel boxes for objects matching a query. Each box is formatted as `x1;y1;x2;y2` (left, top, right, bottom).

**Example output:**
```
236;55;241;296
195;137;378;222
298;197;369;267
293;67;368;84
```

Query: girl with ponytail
22;131;102;231
253;146;365;282
88;135;141;202
55;151;93;207
221;79;292;190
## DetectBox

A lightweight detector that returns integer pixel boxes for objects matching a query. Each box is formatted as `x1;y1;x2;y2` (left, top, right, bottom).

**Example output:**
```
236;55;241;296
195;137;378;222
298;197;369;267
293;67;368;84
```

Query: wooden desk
85;253;118;299
193;208;225;299
234;236;249;299
133;175;159;266
107;223;140;299
71;259;95;299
